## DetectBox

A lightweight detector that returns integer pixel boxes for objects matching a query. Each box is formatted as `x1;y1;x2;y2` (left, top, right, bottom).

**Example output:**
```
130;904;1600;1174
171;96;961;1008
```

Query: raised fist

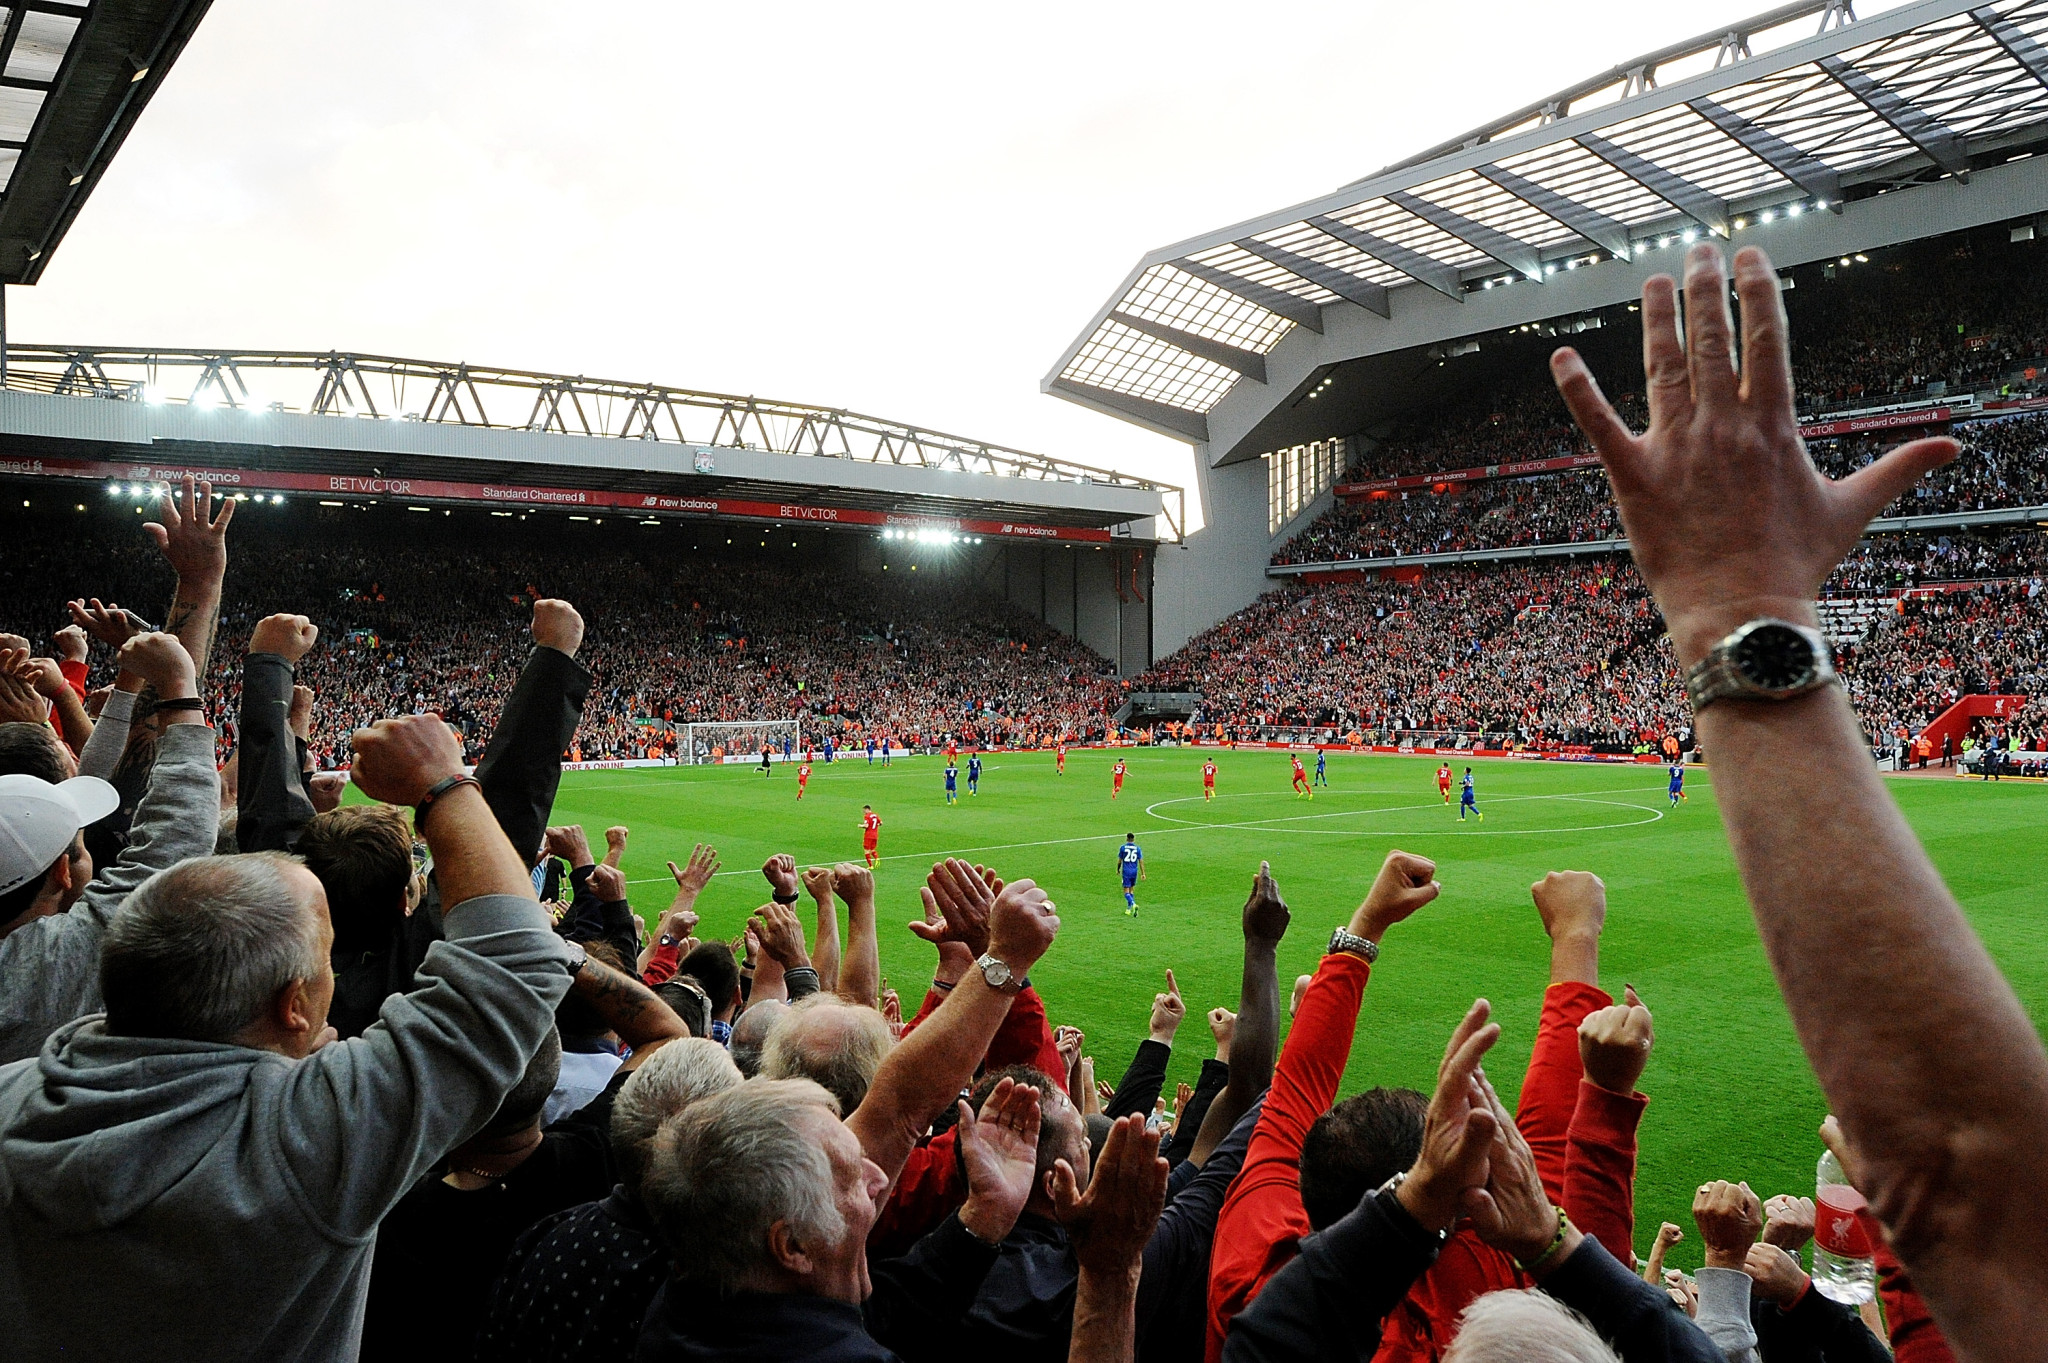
1577;984;1653;1096
249;613;319;664
530;598;584;658
1352;850;1439;941
116;633;198;699
1531;870;1607;943
348;714;466;807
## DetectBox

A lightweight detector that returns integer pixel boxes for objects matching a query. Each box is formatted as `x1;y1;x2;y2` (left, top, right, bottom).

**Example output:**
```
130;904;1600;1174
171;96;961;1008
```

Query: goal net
679;718;803;766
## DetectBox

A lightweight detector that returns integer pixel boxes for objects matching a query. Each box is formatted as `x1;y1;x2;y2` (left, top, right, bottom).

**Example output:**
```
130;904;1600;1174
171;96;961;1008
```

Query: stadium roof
0;1;211;285
1047;0;2048;443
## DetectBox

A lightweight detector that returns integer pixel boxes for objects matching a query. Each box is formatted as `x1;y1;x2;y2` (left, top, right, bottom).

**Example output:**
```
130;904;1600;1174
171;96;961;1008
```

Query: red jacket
1206;959;1641;1363
865;979;1067;1261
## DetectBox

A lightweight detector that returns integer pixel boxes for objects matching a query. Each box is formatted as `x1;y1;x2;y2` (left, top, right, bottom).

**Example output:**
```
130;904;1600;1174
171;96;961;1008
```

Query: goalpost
679;718;803;766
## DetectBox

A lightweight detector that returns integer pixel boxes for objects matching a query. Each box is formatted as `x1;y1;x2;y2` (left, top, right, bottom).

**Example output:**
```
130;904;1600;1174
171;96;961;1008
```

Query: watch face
1732;623;1819;691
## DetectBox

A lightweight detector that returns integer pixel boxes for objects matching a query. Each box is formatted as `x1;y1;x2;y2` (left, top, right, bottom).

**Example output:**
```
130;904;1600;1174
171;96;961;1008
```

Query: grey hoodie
0;892;573;1363
0;720;221;1064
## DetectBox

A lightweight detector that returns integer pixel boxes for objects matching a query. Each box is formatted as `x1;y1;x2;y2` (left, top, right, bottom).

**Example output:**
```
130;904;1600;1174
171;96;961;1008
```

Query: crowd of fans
0;503;1124;768
1146;547;2048;754
0;464;2002;1363
1139;562;1681;749
4;240;2048;1360
1275;412;2048;568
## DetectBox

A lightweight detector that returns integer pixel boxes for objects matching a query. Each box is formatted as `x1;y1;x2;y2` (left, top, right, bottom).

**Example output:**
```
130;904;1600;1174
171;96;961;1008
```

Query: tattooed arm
145;475;235;687
571;950;691;1067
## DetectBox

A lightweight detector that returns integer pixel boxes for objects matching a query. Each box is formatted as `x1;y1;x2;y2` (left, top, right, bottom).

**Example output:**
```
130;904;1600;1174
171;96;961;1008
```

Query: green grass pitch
535;747;2048;1271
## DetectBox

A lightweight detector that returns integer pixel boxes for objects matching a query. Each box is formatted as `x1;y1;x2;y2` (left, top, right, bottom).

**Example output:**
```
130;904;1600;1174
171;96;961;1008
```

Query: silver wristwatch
1683;618;1838;713
974;953;1021;992
1327;926;1379;963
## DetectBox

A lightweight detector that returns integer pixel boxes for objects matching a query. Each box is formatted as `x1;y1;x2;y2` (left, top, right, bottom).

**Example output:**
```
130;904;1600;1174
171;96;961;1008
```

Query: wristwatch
563;940;589;977
974;953;1022;992
1376;1171;1450;1248
1684;618;1838;712
1328;926;1379;963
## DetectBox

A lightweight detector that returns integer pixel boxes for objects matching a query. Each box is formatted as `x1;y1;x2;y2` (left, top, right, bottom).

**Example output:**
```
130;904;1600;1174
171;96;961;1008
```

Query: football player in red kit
861;804;881;867
1437;763;1453;803
1203;758;1218;801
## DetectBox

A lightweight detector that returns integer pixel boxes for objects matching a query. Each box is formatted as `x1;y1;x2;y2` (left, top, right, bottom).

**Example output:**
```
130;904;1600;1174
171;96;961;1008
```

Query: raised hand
349;714;466;806
0;654;45;725
1054;1025;1085;1074
749;901;811;969
115;632;198;699
667;844;720;900
545;825;594;867
912;856;997;957
1350;849;1440;943
1241;860;1290;943
1550;243;1956;665
830;861;874;904
144;475;233;585
1207;1006;1237;1062
1531;870;1607;942
1744;1242;1811;1307
1463;1062;1579;1272
801;864;836;903
52;625;88;664
1051;1113;1170;1276
1093;1076;1114;1110
20;656;65;699
287;684;316;741
588;863;628;903
957;1077;1042;1245
984;876;1059;977
529;598;584;658
761;853;799;902
248;612;319;664
1643;1221;1684;1283
603;825;629;868
308;771;347;814
1395;998;1502;1233
1148;969;1186;1043
1762;1193;1816;1252
1693;1180;1763;1270
1578;984;1654;1096
67;599;145;649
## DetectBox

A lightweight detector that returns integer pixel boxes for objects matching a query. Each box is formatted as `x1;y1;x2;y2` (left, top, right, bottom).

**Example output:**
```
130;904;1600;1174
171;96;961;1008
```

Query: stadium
0;1;2043;1359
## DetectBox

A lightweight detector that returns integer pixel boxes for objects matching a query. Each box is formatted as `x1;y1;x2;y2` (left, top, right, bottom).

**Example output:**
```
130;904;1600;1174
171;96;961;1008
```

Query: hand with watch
1684;618;1837;711
1328;850;1442;964
971;873;1061;993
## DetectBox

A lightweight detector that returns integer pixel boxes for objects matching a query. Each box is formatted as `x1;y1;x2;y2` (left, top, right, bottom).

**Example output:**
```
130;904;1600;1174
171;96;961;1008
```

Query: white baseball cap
0;773;120;897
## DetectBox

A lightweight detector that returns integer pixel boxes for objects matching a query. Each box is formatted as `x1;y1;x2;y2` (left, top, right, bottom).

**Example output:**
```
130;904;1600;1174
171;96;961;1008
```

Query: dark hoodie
0;892;573;1363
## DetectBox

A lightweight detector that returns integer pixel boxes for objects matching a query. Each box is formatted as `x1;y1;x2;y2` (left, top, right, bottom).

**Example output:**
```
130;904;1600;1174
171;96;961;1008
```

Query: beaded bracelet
1515;1206;1574;1275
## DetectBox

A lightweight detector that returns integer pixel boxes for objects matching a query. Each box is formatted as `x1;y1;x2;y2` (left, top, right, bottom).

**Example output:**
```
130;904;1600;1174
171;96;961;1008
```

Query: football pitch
540;747;2048;1269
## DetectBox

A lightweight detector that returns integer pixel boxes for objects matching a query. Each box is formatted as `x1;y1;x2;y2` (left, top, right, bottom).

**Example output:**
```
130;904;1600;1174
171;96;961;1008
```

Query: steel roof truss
1385;190;1546;280
1230;238;1392;317
1304;215;1465;301
1688;95;1844;205
1168;259;1325;333
1818;53;1972;178
1972;5;2048;93
1574;131;1731;234
1471;164;1635;258
1108;310;1268;381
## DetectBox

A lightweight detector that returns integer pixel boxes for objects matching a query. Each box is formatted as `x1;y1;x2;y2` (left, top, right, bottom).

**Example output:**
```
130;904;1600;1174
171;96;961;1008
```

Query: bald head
760;996;892;1114
730;999;787;1077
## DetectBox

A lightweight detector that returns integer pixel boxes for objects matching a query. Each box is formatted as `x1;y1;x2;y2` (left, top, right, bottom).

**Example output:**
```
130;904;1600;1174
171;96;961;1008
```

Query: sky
12;0;1892;506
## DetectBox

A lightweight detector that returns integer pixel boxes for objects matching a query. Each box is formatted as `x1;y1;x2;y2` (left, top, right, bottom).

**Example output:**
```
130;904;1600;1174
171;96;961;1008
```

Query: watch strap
1328;926;1380;963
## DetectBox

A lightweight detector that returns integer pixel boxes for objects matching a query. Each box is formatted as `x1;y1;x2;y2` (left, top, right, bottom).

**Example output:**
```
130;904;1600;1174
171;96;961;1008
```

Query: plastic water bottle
1813;1148;1876;1304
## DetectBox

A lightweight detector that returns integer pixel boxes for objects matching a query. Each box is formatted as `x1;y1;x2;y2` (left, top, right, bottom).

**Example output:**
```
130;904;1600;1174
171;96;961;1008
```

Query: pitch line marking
617;783;1675;883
